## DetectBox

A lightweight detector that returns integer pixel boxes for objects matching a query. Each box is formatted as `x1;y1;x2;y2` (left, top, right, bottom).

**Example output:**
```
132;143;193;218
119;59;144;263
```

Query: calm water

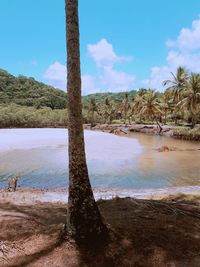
0;128;199;189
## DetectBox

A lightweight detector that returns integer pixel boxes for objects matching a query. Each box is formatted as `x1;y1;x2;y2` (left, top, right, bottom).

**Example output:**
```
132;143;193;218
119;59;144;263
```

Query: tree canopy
0;69;67;109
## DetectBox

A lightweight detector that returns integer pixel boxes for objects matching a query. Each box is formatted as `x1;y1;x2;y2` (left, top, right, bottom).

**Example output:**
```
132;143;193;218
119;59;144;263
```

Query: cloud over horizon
43;16;200;94
43;39;135;94
143;15;200;91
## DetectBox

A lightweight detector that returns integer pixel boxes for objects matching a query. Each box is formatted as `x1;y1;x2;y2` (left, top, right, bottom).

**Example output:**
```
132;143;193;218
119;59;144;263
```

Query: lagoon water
0;128;199;189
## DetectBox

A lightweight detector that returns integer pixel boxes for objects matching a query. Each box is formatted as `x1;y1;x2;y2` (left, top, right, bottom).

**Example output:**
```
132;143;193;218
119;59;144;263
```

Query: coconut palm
101;97;116;124
131;93;144;122
140;89;163;132
178;73;200;128
122;93;130;124
88;98;98;125
163;66;189;103
163;66;189;125
65;0;107;242
160;88;174;124
133;94;144;111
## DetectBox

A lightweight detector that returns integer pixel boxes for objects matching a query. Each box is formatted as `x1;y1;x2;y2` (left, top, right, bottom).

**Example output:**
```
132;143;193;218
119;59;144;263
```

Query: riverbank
1;186;200;205
84;123;200;141
1;123;200;141
0;190;200;267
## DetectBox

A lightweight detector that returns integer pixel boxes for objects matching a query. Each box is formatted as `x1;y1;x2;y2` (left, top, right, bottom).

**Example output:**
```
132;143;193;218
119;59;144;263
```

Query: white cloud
43;39;135;94
87;38;132;68
141;79;150;85
100;66;135;92
43;62;97;94
143;16;200;90
43;61;66;90
88;39;135;92
166;16;200;51
142;66;172;92
81;75;98;95
166;50;200;72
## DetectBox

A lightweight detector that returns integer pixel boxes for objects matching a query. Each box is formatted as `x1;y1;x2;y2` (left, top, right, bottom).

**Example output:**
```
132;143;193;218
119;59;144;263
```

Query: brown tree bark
65;0;107;242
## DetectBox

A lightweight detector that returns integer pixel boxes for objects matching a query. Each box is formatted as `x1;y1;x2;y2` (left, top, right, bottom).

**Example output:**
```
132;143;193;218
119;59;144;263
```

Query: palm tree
160;88;174;125
178;73;200;128
88;98;98;125
140;89;163;132
163;66;188;103
102;97;116;124
132;92;145;120
122;93;130;125
163;66;188;124
65;0;107;242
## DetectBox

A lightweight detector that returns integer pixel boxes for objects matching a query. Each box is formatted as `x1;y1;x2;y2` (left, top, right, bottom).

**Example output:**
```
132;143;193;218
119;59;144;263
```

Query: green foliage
0;67;200;129
174;126;200;141
0;104;68;128
82;90;137;107
178;73;200;127
0;69;67;109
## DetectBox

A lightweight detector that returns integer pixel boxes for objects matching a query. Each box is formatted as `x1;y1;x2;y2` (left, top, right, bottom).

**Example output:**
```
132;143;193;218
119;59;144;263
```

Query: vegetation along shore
0;67;200;141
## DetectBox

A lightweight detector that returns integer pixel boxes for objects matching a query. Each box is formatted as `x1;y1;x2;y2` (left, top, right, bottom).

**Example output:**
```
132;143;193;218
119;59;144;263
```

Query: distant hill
82;91;137;107
0;68;137;109
0;69;67;109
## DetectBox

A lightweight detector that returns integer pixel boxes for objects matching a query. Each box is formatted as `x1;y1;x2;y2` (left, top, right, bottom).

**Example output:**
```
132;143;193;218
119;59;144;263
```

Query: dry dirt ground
0;195;200;267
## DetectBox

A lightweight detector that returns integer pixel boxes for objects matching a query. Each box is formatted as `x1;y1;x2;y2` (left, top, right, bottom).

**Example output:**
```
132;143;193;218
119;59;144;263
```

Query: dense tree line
0;67;199;129
85;67;200;128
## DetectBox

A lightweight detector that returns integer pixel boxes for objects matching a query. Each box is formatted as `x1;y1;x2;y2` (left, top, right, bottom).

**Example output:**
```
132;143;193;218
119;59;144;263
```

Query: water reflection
129;132;200;187
0;129;199;189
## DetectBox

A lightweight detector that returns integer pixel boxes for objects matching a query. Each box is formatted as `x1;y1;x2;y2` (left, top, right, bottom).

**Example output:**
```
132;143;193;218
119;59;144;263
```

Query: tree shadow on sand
0;197;200;266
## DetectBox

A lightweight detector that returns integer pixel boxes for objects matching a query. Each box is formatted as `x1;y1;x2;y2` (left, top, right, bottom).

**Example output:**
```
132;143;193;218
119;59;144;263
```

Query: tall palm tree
160;88;174;125
178;73;200;128
140;89;163;132
102;97;116;124
65;0;107;242
132;92;144;115
163;66;188;124
122;93;130;125
88;98;98;125
163;66;188;103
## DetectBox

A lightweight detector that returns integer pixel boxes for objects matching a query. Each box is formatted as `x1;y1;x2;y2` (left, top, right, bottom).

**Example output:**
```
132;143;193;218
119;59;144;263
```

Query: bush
0;104;68;128
173;126;200;141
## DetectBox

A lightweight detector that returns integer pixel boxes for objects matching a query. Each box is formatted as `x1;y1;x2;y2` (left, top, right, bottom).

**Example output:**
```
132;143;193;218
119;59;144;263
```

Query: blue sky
1;0;200;94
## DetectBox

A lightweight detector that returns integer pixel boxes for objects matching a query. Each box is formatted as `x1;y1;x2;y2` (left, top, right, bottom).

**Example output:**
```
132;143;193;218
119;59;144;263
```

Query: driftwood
110;128;128;135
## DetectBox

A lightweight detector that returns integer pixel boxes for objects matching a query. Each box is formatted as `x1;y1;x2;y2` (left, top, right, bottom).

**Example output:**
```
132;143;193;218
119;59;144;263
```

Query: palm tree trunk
164;109;167;125
191;114;196;129
65;0;107;242
155;117;163;134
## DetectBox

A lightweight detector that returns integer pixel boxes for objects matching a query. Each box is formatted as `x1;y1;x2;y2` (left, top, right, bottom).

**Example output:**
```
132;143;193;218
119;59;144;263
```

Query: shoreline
84;123;200;141
0;124;200;141
1;185;200;205
0;127;199;205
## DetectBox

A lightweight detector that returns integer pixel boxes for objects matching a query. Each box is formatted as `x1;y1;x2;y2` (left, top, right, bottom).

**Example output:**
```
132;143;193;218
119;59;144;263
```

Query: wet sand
1;186;200;205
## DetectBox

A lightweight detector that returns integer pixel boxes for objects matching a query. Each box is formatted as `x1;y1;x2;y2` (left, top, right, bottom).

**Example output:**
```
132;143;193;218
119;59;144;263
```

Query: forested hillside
83;91;137;106
0;69;67;109
0;69;137;108
0;67;200;134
